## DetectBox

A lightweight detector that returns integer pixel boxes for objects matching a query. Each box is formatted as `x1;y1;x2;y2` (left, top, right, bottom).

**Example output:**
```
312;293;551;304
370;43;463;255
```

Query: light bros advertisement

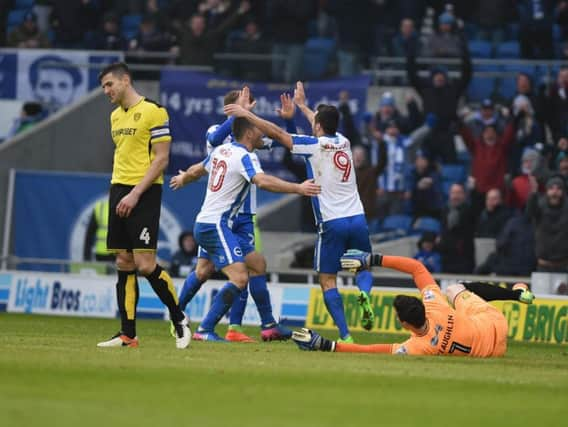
5;272;116;318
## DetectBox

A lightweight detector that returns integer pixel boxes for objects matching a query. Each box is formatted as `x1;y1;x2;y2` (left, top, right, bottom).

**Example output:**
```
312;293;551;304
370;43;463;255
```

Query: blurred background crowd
2;0;568;278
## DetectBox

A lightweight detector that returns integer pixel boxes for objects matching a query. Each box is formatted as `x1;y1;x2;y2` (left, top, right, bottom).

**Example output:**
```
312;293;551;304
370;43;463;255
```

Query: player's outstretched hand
298;179;321;196
293;81;307;106
169;170;186;190
276;93;295;119
340;249;371;273
223;103;248;117
237;86;257;111
292;328;323;351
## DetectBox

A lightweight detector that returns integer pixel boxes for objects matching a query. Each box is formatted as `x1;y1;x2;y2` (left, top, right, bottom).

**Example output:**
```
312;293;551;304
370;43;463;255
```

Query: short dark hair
314;104;339;135
98;62;131;83
393;295;426;328
223;89;255;106
29;55;83;88
232;117;255;141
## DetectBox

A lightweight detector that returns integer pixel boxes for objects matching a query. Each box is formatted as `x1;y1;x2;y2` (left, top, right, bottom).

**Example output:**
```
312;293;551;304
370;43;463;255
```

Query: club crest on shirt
233;247;243;257
220;147;232;157
423;290;435;301
395;345;408;355
133;112;141;121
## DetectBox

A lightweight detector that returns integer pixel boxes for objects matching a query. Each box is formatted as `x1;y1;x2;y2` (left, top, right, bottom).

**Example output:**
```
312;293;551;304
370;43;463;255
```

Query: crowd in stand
2;0;568;277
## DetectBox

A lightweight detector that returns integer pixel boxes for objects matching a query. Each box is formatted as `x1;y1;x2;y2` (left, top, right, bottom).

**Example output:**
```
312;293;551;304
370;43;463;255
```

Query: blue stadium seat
413;216;441;234
367;218;382;234
496;41;520;59
441;164;466;184
467;64;500;102
382;214;413;234
441;181;453;198
468;41;493;58
7;9;27;27
303;37;335;80
14;0;35;10
121;14;142;33
506;23;519;41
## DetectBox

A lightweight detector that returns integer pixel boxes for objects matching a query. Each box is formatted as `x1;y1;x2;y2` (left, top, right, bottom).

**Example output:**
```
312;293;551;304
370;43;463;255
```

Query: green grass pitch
1;313;567;427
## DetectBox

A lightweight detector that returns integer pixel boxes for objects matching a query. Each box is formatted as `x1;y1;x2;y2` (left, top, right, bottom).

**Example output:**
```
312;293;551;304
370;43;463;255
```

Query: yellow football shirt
110;97;171;185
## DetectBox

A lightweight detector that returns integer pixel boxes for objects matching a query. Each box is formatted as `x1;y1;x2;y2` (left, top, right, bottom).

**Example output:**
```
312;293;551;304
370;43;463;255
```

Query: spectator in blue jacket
414;231;442;273
517;0;555;59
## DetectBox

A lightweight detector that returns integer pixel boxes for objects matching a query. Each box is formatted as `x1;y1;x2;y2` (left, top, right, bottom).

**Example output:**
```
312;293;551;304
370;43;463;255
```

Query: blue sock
323;288;350;339
199;283;241;332
229;287;248;326
179;272;204;311
356;270;373;295
249;275;276;327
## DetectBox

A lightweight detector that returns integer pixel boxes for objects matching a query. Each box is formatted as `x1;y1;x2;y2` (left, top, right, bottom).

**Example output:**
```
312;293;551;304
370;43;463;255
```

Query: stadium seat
382;214;413;234
7;9;27;28
120;14;142;38
303;37;335;80
14;0;35;10
506;23;519;41
413;216;441;234
496;41;520;59
367;218;382;234
467;64;500;102
441;164;466;184
468;41;493;58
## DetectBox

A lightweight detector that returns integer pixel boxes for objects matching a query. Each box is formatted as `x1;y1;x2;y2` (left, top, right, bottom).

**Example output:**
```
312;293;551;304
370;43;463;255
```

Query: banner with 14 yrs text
159;70;370;178
305;288;568;345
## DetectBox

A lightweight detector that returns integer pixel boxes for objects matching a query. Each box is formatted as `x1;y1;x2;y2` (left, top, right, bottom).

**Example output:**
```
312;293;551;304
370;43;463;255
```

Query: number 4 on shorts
139;227;150;245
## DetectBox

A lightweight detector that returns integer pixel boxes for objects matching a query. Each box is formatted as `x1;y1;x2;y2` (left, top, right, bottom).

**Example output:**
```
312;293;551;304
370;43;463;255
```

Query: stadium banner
159;70;371;177
0;48;122;112
0;271;310;326
3;271;116;318
305;288;568;345
11;170;281;268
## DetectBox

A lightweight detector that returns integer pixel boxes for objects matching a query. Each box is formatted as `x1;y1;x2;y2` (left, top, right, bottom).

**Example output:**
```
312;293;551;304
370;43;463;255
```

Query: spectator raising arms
407;29;471;162
476;188;511;238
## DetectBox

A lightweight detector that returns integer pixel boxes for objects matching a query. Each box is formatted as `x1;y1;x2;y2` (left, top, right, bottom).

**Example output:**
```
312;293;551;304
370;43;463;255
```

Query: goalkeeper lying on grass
292;251;534;357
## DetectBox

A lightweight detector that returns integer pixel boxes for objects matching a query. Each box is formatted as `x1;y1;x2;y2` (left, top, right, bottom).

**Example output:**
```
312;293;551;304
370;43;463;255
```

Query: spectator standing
407;31;471;162
543;67;568;141
267;0;317;82
459;120;515;215
474;212;536;275
373;92;421;135
406;150;444;219
438;183;476;274
169;231;198;278
228;19;270;81
324;0;377;76
352;140;387;221
422;11;462;58
517;0;555;59
129;15;176;53
464;98;506;139
178;1;250;66
391;18;421;58
376;120;430;218
527;175;568;272
87;12;127;51
6;11;50;49
509;94;544;174
507;148;544;211
475;0;511;45
556;152;568;187
476;188;512;238
414;231;442;273
50;0;101;48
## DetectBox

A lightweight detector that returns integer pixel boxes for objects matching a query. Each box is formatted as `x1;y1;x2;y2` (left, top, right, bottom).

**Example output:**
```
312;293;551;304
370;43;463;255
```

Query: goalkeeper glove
292;328;335;352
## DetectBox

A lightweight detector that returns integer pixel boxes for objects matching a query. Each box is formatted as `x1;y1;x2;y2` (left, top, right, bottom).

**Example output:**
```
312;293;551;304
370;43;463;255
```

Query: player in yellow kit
95;62;190;349
293;251;533;357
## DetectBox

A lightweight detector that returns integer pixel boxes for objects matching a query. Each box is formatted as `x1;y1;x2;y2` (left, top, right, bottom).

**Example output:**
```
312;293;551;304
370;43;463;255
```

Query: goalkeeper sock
462;281;522;301
355;270;373;294
179;271;204;311
323;288;350;340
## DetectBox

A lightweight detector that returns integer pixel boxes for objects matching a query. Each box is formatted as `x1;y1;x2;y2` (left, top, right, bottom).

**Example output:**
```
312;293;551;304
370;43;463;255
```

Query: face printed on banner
28;55;83;112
